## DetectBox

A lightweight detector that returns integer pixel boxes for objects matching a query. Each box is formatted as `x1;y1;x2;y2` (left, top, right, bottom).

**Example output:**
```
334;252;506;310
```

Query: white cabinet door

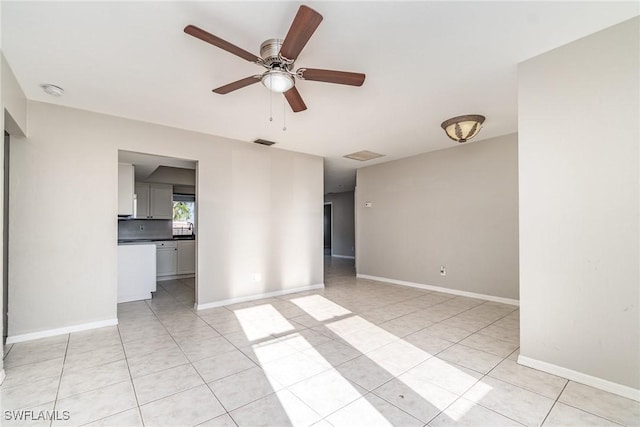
177;241;196;275
149;184;173;219
118;163;135;216
135;183;150;218
156;247;177;276
134;183;172;219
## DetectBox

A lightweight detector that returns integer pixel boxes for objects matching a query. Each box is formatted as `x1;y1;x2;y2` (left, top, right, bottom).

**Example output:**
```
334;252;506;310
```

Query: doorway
3;132;10;344
117;151;198;310
324;203;332;256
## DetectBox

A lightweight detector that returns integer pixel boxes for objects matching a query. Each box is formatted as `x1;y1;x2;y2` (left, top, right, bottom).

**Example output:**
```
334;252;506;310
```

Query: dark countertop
118;235;196;244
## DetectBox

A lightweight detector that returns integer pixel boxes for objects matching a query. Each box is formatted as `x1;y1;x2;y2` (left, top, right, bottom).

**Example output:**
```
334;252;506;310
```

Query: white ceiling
119;150;196;181
3;2;638;193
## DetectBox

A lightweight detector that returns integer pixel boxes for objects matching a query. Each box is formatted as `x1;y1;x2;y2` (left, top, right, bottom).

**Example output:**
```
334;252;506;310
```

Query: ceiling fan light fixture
441;114;486;143
261;70;294;93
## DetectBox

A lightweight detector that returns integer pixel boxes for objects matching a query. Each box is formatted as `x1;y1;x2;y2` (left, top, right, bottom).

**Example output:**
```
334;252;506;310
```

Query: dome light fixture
261;69;294;93
41;84;64;97
441;114;486;143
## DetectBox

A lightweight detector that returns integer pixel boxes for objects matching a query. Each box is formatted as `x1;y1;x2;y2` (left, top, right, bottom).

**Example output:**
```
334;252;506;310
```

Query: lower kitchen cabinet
155;240;195;277
177;240;196;275
155;241;178;277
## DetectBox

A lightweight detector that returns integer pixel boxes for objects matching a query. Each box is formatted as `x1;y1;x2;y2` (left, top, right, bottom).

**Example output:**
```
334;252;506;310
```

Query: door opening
324;203;332;256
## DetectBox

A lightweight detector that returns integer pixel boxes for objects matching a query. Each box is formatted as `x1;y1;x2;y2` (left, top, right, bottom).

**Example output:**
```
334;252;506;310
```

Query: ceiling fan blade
284;86;307;112
299;68;366;86
279;6;323;61
212;76;261;94
184;25;260;63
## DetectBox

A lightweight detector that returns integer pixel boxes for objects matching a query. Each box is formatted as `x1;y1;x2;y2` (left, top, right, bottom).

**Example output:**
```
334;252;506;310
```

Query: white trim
518;355;640;402
332;254;355;260
196;283;325;311
6;318;118;344
356;274;519;306
157;273;195;282
0;369;5;386
117;293;152;304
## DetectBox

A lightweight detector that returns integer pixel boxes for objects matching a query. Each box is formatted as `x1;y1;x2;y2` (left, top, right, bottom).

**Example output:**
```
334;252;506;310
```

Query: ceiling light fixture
261;69;295;93
41;84;64;97
441;114;485;143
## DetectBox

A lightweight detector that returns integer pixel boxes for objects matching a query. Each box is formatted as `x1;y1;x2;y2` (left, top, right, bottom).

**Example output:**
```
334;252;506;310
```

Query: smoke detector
41;84;64;97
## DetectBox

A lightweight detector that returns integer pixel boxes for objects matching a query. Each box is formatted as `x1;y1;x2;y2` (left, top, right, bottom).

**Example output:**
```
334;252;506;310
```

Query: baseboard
196;283;325;311
118;293;152;303
6;318;119;344
157;273;195;282
332;254;355;259
0;369;5;385
356;274;519;306
518;355;640;402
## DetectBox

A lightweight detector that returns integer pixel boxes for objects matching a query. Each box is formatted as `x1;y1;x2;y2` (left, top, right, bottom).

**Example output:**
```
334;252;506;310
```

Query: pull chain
282;96;287;131
269;89;273;122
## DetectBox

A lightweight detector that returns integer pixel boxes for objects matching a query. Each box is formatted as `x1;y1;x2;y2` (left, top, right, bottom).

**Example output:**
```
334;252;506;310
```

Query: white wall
356;133;519;300
324;191;355;258
8;101;323;338
518;17;639;396
2;54;27;136
1;47;28;379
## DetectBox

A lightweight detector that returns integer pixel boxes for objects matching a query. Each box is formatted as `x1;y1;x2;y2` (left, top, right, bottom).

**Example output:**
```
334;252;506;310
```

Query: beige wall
518;17;639;394
8;101;323;338
2;55;27;136
1;47;28;379
356;133;519;300
324;191;355;258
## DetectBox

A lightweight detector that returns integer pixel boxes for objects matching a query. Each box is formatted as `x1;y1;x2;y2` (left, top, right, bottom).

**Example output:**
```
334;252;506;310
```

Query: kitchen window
173;194;195;236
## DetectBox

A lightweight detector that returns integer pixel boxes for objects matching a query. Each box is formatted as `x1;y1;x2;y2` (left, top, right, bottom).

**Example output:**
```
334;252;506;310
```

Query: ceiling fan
184;5;366;113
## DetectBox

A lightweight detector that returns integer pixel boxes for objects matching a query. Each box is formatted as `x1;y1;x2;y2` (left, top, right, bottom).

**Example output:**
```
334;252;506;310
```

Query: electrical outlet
440;266;446;276
139;225;144;231
253;273;261;282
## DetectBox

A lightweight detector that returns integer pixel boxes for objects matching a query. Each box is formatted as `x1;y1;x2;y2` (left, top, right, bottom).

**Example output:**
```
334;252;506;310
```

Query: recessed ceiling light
344;150;385;161
41;84;64;97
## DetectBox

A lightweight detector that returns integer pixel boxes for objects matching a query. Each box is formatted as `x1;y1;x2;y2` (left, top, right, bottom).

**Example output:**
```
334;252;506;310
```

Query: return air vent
343;150;385;161
253;139;276;146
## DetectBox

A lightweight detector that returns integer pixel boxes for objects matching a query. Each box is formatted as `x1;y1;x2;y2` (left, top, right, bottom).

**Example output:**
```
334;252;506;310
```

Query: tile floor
2;257;639;426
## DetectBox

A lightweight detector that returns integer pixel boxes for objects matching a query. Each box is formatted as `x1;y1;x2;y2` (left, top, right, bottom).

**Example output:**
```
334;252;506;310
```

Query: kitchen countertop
118;236;196;244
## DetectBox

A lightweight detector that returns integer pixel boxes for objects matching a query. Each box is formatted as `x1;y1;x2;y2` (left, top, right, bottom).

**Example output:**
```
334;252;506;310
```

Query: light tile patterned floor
2;257;639;426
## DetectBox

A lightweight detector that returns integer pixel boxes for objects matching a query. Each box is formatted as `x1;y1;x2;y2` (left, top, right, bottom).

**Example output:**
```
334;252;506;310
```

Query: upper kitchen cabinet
118;163;135;216
135;182;173;219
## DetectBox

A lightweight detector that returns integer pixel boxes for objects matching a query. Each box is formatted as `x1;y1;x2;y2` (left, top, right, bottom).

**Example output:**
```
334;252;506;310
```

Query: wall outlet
440;266;446;276
365;202;372;208
139;225;144;231
252;273;261;282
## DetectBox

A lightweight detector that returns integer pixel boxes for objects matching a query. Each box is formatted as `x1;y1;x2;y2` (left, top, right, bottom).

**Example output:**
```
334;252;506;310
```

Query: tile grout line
143;290;237;424
49;333;70;427
539;380;569;426
117;324;147;427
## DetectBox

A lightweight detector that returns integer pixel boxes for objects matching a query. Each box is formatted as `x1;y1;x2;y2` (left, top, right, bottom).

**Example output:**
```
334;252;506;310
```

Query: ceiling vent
253;139;276;147
344;150;385;161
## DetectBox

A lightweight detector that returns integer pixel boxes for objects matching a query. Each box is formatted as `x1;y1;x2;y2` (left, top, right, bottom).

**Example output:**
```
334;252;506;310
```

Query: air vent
254;139;276;146
344;150;385;161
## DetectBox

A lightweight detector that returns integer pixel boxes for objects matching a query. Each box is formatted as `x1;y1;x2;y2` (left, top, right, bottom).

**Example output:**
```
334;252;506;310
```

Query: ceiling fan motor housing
260;38;292;69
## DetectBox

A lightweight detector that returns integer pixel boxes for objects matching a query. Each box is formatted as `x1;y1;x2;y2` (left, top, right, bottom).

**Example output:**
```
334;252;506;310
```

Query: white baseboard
157;273;195;282
356;274;519;306
0;369;5;385
518;355;640;402
332;254;355;259
118;293;152;303
6;318;119;344
196;283;325;311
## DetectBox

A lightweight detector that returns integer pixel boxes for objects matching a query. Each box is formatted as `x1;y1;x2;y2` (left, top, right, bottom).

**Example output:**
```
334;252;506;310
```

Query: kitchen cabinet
135;183;173;219
118;163;135;216
155;241;177;277
177;240;196;275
